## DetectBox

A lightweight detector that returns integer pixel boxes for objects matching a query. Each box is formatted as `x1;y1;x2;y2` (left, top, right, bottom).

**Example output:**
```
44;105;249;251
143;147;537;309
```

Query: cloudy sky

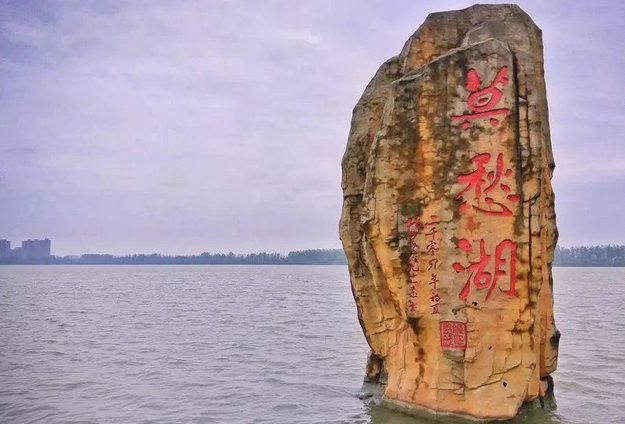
1;0;623;255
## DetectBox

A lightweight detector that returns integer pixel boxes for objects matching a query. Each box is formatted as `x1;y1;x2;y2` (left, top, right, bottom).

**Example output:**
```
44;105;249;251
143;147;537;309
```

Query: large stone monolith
339;4;559;420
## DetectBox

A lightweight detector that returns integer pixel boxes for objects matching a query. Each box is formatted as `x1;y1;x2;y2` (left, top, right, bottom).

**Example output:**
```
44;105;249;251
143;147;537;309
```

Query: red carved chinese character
406;216;423;237
426;240;439;256
425;217;439;255
425;226;438;240
424;215;440;227
408;299;417;313
456;153;519;216
451;66;510;129
428;258;439;270
409;284;418;298
406;216;423;251
431;304;440;314
408;255;420;276
429;273;439;289
440;321;467;349
452;238;517;301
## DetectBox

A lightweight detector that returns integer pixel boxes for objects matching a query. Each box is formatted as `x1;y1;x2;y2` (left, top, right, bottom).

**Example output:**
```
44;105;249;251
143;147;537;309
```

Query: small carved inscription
425;215;441;315
405;214;441;315
406;216;421;314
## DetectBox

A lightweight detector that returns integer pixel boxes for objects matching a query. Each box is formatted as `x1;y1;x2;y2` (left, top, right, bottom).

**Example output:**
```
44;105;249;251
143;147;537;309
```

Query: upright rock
339;4;559;420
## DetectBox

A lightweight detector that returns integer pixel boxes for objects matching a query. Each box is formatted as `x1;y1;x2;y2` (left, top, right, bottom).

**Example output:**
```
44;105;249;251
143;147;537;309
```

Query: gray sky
1;0;623;255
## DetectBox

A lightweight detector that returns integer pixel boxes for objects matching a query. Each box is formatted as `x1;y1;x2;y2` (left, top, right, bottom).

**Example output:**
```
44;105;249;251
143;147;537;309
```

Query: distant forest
2;249;348;265
2;246;625;266
553;245;625;267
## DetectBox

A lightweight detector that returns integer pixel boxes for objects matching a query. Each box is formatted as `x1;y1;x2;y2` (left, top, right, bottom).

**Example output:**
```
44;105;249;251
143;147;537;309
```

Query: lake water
0;265;623;424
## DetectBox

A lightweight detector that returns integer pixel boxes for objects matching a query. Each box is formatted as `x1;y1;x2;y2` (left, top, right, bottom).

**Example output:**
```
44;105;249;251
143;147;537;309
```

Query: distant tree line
553;245;625;267
2;246;625;266
0;249;349;265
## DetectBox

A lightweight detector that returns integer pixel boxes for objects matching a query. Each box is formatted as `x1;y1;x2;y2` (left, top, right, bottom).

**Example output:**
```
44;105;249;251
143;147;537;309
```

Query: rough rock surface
339;4;559;420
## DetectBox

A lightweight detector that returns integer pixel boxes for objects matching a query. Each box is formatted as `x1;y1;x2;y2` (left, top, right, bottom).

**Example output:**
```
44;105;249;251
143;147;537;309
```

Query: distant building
0;239;53;262
21;239;52;260
0;239;10;259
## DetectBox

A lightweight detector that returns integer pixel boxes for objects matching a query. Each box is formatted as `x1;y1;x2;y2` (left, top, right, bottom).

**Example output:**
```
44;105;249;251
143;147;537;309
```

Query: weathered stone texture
339;4;559;420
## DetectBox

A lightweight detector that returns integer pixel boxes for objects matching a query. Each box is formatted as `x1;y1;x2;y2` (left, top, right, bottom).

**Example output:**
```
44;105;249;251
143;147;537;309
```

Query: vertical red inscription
424;215;441;315
451;66;510;129
405;215;441;315
440;321;467;349
406;216;422;313
456;152;519;216
452;238;517;301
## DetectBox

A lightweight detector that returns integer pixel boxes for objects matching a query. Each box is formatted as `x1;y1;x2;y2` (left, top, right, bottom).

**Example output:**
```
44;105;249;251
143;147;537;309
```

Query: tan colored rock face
339;4;559;421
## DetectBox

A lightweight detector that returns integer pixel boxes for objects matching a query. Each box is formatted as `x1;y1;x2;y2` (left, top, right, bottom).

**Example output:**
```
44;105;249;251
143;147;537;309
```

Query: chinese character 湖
452;238;517;301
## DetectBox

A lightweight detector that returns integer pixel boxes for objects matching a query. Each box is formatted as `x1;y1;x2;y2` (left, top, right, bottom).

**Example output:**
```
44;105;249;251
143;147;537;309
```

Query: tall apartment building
0;239;10;259
21;239;52;259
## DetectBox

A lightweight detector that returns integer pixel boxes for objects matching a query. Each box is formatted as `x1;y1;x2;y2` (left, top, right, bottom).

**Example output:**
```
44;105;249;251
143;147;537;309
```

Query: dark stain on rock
408;316;420;335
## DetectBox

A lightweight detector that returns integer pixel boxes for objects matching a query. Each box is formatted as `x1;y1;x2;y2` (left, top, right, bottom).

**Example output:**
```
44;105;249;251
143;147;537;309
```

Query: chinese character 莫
451;66;510;129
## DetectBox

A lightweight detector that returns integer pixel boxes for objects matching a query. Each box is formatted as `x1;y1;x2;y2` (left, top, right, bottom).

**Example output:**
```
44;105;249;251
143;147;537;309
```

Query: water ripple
0;266;623;423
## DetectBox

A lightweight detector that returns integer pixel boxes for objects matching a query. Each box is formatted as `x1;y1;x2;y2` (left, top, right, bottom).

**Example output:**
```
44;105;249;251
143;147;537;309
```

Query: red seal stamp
440;321;467;349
